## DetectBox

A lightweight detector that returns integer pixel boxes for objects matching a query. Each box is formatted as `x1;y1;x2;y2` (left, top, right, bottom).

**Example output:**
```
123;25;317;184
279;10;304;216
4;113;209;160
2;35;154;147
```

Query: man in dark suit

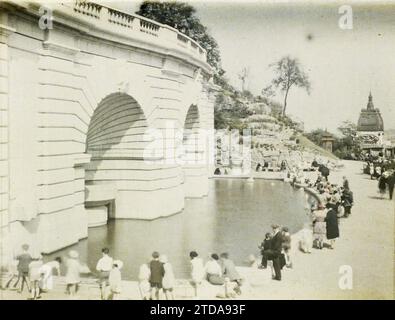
261;224;283;281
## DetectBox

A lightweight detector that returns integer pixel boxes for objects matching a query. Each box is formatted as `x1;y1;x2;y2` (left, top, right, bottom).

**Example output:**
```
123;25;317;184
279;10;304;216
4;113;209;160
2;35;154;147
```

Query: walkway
1;161;393;300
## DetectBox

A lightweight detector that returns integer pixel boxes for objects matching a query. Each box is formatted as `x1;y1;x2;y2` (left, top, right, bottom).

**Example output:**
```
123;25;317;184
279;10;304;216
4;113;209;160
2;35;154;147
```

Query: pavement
1;160;393;300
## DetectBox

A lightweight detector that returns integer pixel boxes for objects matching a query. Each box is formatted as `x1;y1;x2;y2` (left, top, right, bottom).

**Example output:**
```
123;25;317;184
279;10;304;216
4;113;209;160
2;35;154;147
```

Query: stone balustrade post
99;5;109;25
132;16;140;31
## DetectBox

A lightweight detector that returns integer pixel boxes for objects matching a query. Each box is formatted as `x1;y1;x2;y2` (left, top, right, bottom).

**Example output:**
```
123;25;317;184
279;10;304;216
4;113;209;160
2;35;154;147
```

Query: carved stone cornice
42;41;80;56
0;24;16;43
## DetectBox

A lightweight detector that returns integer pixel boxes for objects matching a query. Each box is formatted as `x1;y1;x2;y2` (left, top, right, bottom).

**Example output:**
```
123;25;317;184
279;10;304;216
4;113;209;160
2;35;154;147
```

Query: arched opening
84;93;149;226
182;104;208;197
183;104;200;164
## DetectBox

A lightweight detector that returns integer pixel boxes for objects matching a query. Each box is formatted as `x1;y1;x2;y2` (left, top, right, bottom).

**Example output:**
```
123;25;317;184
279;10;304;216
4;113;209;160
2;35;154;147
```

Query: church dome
357;93;384;132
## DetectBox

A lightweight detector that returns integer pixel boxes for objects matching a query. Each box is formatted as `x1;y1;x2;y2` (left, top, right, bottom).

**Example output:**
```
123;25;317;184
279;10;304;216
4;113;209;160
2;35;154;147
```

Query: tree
238;67;249;92
136;1;222;73
261;85;275;99
269;56;311;116
336;121;362;158
304;128;327;147
338;121;357;139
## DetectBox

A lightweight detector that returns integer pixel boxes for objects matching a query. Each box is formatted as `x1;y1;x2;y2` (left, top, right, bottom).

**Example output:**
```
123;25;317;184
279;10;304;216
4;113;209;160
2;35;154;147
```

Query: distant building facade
320;131;335;153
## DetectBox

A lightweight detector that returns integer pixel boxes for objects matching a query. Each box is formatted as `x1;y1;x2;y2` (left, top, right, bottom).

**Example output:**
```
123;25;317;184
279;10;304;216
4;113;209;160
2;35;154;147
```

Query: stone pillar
0;15;15;267
205;81;220;178
34;34;87;253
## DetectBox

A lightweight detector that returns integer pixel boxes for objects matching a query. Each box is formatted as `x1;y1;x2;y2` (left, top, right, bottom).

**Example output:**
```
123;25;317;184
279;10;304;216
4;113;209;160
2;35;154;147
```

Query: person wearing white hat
138;259;151;300
108;260;123;300
160;255;175;300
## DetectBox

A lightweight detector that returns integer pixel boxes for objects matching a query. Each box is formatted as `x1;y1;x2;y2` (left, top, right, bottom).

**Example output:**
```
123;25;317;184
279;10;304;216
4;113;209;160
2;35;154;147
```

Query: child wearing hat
28;254;43;300
150;251;164;300
15;244;32;293
108;260;123;300
160;255;175;300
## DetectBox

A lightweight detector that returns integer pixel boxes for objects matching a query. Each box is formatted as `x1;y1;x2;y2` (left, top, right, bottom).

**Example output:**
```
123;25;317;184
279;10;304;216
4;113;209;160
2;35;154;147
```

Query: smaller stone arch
182;104;208;198
183;104;201;163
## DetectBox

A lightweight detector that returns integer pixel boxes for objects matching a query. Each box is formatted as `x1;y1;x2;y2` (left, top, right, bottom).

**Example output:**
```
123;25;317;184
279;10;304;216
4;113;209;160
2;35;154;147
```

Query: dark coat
387;174;395;188
270;232;283;253
260;239;272;252
325;209;339;240
378;176;387;192
319;165;330;177
342;190;353;207
149;260;164;284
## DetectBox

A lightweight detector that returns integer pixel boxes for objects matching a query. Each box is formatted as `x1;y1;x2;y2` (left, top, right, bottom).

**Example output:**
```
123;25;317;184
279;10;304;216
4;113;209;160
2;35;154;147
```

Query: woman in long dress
325;204;339;249
378;174;387;198
190;251;205;298
138;261;151;300
108;260;123;300
65;251;82;297
312;205;326;249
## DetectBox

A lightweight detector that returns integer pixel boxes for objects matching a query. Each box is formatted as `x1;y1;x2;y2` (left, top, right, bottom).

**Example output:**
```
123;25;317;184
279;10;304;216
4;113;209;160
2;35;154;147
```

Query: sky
110;0;395;133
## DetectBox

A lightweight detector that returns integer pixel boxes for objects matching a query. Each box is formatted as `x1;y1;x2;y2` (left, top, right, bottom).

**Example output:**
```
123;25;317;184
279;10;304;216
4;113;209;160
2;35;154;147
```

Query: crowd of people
255;161;357;284
1;244;247;300
363;152;395;199
363;157;395;200
1;244;63;300
7;156;392;300
138;251;243;300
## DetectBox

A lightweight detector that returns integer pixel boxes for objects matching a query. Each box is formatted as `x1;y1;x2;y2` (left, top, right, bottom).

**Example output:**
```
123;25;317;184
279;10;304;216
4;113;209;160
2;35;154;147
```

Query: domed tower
357;92;384;132
357;92;385;154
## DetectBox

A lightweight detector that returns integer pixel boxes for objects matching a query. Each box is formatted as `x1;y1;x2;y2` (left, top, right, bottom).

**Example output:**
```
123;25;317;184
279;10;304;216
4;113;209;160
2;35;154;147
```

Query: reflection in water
46;179;312;280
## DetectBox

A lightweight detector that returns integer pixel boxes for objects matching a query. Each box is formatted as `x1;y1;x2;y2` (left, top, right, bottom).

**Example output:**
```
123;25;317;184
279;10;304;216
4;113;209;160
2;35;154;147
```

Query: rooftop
357;93;384;132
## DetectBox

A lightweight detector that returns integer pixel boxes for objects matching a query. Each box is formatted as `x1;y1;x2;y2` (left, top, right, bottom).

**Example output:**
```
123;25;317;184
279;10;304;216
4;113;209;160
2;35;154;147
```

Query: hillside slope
296;134;338;160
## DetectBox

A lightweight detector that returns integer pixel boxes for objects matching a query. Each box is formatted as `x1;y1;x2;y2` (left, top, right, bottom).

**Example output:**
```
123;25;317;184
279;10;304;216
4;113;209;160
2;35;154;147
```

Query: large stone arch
1;0;216;258
84;93;148;226
84;92;184;222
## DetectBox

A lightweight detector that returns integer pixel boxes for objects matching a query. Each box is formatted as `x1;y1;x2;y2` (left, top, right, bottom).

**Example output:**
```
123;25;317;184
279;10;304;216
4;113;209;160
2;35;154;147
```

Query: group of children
1;244;61;300
1;245;123;300
138;251;175;300
138;250;243;300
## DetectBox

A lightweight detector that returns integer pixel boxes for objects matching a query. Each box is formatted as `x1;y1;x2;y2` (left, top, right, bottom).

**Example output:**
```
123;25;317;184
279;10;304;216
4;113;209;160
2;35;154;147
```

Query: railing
73;0;101;19
140;19;160;37
69;0;207;62
107;8;134;29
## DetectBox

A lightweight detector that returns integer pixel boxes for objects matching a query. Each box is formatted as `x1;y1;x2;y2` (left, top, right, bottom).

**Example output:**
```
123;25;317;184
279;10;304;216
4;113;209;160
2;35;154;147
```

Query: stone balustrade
70;0;207;62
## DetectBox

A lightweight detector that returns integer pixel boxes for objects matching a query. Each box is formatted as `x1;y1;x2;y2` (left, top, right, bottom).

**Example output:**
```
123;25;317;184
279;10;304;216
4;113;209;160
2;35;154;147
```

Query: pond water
46;179;314;280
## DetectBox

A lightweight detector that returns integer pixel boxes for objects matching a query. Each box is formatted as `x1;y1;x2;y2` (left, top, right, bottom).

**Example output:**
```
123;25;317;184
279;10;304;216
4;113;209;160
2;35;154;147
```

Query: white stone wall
0;4;216;257
0;14;15;267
